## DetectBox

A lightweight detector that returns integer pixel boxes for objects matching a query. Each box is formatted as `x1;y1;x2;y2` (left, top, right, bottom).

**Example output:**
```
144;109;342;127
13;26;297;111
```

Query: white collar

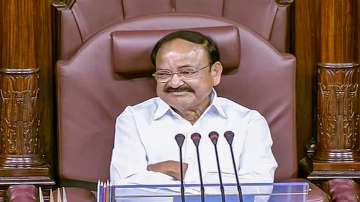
153;89;227;120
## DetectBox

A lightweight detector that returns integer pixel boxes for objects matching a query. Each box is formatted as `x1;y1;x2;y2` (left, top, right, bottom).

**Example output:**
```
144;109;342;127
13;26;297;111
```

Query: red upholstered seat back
55;0;291;59
56;14;296;184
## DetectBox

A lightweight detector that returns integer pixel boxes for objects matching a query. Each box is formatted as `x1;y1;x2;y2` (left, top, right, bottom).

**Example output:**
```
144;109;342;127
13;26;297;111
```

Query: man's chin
165;97;194;108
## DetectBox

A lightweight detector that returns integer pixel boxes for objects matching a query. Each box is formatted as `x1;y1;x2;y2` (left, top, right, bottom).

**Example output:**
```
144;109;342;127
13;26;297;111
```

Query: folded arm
110;107;186;184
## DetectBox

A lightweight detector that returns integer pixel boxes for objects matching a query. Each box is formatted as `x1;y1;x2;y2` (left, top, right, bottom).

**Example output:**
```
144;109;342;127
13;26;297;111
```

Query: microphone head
191;133;201;147
175;133;185;148
224;131;235;145
208;131;219;145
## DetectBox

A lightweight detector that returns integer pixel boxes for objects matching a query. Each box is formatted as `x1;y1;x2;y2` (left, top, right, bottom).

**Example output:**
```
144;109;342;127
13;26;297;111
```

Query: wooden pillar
308;0;360;180
295;0;318;164
0;0;55;192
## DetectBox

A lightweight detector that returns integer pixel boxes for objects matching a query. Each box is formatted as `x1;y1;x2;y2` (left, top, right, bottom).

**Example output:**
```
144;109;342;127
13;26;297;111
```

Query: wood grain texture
296;0;360;177
319;0;355;63
295;0;318;162
357;0;360;63
306;0;360;178
0;0;37;68
0;2;2;65
313;0;359;165
315;63;360;164
0;0;55;188
35;0;56;179
0;69;41;157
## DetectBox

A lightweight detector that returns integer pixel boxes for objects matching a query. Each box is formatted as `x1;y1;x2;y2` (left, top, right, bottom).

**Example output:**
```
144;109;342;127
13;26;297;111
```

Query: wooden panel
294;0;318;162
0;0;55;188
0;69;41;157
296;0;360;175
357;0;360;62
313;0;359;165
315;63;360;165
0;0;36;68
0;2;2;65
301;0;360;179
319;0;355;63
36;0;56;178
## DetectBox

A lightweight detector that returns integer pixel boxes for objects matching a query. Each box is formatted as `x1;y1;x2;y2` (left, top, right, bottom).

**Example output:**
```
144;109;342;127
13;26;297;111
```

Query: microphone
224;131;243;202
209;131;226;202
175;134;186;202
191;133;205;202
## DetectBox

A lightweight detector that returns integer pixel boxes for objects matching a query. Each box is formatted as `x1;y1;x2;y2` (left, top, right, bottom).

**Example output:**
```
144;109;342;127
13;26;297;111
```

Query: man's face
155;38;222;113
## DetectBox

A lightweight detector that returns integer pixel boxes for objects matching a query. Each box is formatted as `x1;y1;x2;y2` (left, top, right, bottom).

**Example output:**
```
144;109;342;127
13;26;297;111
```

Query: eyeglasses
152;65;210;83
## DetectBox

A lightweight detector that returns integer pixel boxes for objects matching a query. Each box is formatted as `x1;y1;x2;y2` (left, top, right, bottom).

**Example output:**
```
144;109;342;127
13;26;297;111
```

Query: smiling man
110;31;277;185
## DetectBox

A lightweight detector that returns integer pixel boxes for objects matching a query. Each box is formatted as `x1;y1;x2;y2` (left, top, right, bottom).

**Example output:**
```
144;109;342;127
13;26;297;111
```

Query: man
110;31;277;185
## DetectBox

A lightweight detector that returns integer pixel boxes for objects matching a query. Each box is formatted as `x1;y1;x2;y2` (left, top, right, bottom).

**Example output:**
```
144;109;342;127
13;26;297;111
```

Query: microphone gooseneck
209;131;226;202
191;133;205;202
224;131;243;202
175;133;186;202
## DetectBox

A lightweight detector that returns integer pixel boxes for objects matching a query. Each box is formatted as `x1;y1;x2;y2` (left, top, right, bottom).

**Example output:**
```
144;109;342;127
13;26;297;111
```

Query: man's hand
147;160;188;180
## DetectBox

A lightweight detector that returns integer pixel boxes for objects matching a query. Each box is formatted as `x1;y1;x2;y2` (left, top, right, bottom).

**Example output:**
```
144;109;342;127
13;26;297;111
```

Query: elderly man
110;31;277;185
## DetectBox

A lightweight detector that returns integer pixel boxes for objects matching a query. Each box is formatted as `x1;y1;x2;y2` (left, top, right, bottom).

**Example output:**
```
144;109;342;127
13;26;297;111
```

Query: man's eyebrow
178;65;195;69
157;65;195;70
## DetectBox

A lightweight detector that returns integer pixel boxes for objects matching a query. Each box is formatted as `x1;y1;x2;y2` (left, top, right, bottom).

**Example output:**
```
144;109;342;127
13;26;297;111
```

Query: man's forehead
156;39;208;62
159;38;205;52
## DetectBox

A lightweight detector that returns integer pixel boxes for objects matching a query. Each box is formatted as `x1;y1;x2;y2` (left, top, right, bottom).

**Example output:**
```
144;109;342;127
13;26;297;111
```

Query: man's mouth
167;91;190;96
165;87;193;93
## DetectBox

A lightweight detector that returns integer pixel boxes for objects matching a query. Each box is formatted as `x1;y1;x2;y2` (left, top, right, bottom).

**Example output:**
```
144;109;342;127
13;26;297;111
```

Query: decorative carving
315;63;360;162
0;0;55;194
0;68;44;167
52;0;75;9
275;0;294;6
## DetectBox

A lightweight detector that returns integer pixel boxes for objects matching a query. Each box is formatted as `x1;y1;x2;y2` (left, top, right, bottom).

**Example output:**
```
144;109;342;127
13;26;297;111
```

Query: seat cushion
8;185;37;202
322;179;360;202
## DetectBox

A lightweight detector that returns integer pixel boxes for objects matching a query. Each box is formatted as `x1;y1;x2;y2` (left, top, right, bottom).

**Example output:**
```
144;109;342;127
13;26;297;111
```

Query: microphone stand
175;134;186;202
191;133;205;202
224;131;243;202
209;131;226;202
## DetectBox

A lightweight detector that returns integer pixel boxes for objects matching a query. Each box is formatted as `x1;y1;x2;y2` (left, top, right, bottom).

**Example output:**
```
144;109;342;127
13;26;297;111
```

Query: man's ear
211;61;223;86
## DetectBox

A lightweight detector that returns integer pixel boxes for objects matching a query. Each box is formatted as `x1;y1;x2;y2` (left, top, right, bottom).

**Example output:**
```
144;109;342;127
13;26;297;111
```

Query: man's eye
156;72;172;77
180;70;196;76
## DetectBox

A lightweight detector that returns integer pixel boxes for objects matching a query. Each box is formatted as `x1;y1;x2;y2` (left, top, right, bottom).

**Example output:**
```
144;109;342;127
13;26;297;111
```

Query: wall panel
0;0;55;193
294;0;318;163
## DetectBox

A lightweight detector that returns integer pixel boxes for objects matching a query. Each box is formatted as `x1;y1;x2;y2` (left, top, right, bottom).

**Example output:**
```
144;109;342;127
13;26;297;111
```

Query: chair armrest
7;185;37;202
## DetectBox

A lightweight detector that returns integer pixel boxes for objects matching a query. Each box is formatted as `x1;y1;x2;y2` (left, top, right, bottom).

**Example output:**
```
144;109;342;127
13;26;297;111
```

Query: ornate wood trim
0;0;55;195
0;68;54;187
0;68;44;167
0;68;39;74
52;0;75;9
275;0;294;6
302;0;360;180
314;62;360;169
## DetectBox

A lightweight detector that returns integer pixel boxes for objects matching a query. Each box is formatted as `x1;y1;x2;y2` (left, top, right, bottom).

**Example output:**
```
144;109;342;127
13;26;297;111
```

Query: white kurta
110;90;277;185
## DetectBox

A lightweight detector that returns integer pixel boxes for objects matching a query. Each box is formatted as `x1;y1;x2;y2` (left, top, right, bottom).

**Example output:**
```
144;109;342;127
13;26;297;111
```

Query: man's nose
167;73;184;88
